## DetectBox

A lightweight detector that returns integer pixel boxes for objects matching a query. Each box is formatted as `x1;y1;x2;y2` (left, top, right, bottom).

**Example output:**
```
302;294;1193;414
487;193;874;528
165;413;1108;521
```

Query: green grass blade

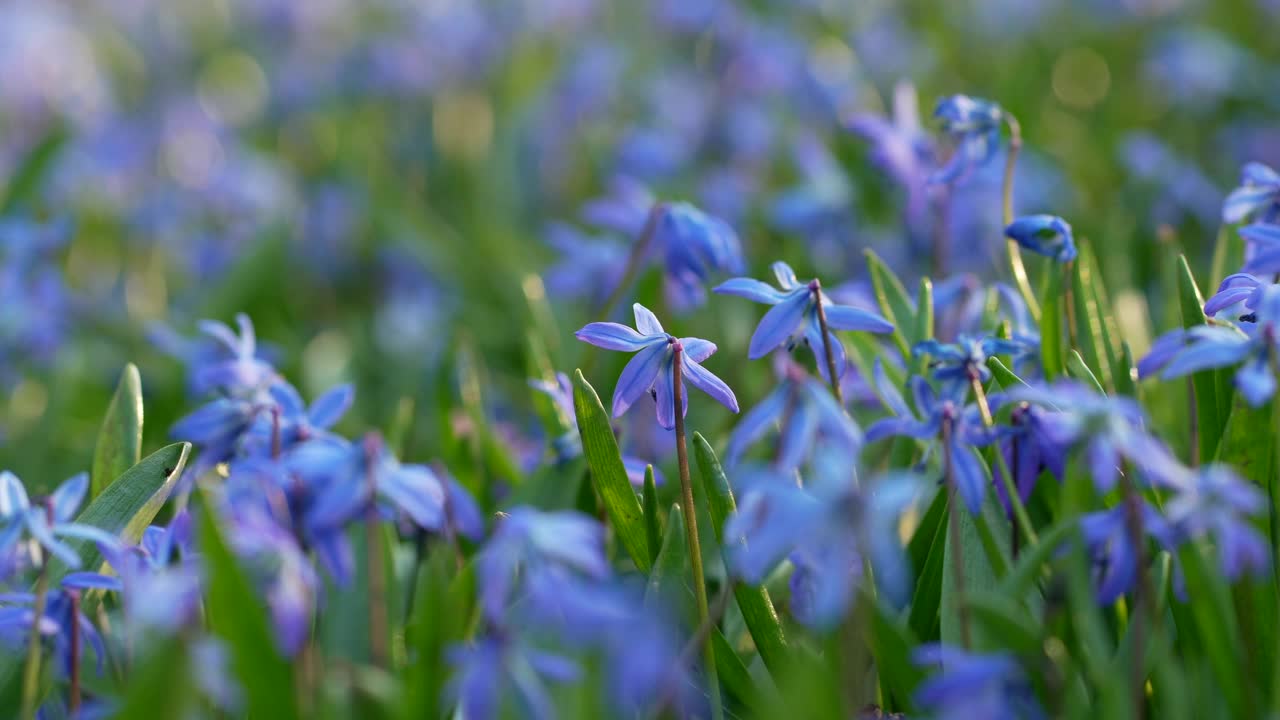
91;363;144;499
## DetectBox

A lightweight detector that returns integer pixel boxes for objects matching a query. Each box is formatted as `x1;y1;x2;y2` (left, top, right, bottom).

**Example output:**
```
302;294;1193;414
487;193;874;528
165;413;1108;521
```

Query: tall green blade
91;363;144;499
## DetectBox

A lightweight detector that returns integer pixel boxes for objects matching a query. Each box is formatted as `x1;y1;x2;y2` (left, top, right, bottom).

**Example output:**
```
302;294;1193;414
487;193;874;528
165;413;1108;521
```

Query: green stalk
1001;113;1040;322
672;342;723;720
810;280;844;406
942;417;973;649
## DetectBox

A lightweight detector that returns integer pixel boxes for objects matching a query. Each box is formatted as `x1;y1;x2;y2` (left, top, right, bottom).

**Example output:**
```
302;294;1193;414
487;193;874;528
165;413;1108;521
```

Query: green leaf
986;356;1031;391
1;126;66;214
642;465;663;568
1176;542;1247;717
908;492;947;642
1066;349;1106;396
941;466;1011;647
403;547;476;720
571;369;650;571
1114;341;1138;398
865;249;915;358
692;433;789;675
913;277;935;372
1176;254;1223;462
111;636;193;720
1210;223;1244;291
1039;265;1066;380
197;497;299;719
966;591;1042;654
646;503;690;612
1070;247;1114;390
50;443;190;582
91;364;144;499
996;519;1075;601
869;597;925;712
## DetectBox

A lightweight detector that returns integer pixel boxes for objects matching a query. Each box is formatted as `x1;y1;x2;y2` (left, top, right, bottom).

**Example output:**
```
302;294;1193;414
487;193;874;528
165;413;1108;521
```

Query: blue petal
1137;329;1187;379
575;322;653;351
726;385;787;466
748;291;809;359
682;358;739;413
680;337;717;363
1236;356;1277;407
308;384;355;429
1159;334;1252;379
632;303;665;336
873;360;912;418
612;342;668;418
771;261;800;290
777;396;820;471
380;465;447;530
1224;187;1279;223
714;277;785;305
49;473;88;523
823;303;894;333
806;321;848;384
654;365;681;430
0;471;29;517
949;441;986;514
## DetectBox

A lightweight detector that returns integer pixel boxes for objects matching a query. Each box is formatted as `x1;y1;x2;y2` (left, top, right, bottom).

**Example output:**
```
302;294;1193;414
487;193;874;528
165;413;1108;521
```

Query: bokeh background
3;0;1278;489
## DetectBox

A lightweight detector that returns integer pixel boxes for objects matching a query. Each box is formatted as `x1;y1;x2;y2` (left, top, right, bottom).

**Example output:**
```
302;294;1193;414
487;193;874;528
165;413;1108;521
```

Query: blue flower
724;467;924;626
914;334;1027;398
1239;223;1280;275
0;472;119;569
221;508;318;655
725;360;862;471
448;634;579;720
714;261;893;382
847;80;935;200
151;313;277;399
930;95;1005;185
541;223;628;304
100;512;202;634
913;644;1045;720
655;202;746;309
1007;382;1179;492
989;400;1067;516
1222;162;1280;224
576;303;738;430
1203;273;1270;320
0;580;113;680
1080;501;1175;604
1141;288;1280;407
866;364;995;513
1163;465;1268;580
1004;215;1077;263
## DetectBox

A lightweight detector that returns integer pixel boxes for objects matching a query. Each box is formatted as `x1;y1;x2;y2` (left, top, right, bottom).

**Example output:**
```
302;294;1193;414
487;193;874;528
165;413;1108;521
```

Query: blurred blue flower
1223;162;1280;224
725;466;923;626
0;471;118;570
448;634;578;720
1203;273;1270;320
930;95;1005;185
989;400;1067;517
1142;292;1278;407
0;216;74;387
576;303;738;430
1007;381;1179;492
100;512;202;634
914;334;1026;398
714;261;893;382
0;579;113;680
542;223;628;304
913;644;1045;720
223;508;317;655
866;364;995;513
152;313;278;399
1004;215;1077;263
1080;501;1175;604
1163;464;1268;580
725;359;862;471
1240;223;1280;274
848;81;934;203
655;202;746;310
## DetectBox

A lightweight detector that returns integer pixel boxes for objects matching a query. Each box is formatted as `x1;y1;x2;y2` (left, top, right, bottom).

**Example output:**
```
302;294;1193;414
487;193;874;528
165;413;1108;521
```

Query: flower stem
941;417;972;650
594;203;666;324
21;504;54;720
968;373;1038;549
672;343;724;720
810;280;845;406
1001;113;1040;322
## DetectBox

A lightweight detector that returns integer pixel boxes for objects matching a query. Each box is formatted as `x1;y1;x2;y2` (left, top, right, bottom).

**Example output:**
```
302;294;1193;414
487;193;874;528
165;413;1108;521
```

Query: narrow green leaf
907;488;946;574
908;507;946;642
403;547;476;720
1114;341;1138;398
51;443;190;582
966;592;1041;654
642;466;662;567
111;636;193;720
865;249;915;358
691;433;789;675
1066;349;1106;395
1039;266;1066;380
1176;542;1247;717
913;277;935;369
572;369;650;571
996;519;1075;600
1;126;66;213
941;459;1011;646
646;503;690;612
986;356;1031;391
869;597;925;712
1176;254;1223;462
91;364;144;499
1210;223;1244;291
1070;247;1114;390
197;497;299;719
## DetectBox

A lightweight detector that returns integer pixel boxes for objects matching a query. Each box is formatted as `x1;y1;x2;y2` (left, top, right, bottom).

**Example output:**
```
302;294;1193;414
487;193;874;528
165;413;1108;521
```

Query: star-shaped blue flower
714;261;893;382
576;303;738;429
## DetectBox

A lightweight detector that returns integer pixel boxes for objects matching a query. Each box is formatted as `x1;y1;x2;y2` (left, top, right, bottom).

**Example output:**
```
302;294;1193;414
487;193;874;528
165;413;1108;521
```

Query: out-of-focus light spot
10;380;48;426
197;52;269;127
66;239;121;297
164;124;224;189
1052;48;1110;110
125;248;169;322
303;330;351;399
433;92;494;160
1115;289;1152;359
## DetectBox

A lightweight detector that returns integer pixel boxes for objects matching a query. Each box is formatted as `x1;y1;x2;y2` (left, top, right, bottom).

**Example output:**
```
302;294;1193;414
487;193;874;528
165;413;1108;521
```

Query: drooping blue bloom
1080;501;1176;604
1239;223;1280;274
529;372;665;487
714;261;893;382
0;472;119;569
988;399;1067;516
448;634;579;720
847;81;935;205
913;645;1045;720
236;380;354;457
1007;381;1180;492
1222;162;1280;224
1203;273;1270;320
866;364;995;513
1141;288;1280;407
914;334;1026;398
930;95;1005;185
1162;464;1268;580
725;466;923;626
725;359;862;471
654;202;746;309
1004;215;1077;263
541;223;628;304
580;175;655;238
576;303;738;430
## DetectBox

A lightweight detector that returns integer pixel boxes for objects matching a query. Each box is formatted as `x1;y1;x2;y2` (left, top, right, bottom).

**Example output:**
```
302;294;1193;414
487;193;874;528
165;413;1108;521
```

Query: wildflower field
3;1;1280;718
